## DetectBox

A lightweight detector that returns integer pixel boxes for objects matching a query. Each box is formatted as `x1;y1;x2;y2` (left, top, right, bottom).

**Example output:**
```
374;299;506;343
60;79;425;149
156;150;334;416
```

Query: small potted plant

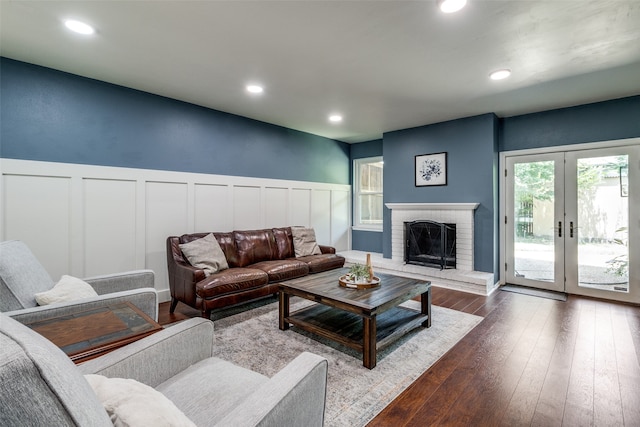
347;263;371;284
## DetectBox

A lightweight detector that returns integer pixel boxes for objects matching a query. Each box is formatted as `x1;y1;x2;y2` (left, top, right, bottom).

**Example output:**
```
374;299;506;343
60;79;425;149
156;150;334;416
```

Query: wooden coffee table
278;268;431;369
25;302;162;364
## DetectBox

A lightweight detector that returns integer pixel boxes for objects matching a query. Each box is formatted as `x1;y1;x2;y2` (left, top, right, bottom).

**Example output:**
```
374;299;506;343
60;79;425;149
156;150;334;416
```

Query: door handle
570;221;574;238
558;221;562;237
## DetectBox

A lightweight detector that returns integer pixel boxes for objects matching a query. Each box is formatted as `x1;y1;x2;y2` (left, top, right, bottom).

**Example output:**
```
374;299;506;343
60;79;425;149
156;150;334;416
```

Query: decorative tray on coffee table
338;275;381;289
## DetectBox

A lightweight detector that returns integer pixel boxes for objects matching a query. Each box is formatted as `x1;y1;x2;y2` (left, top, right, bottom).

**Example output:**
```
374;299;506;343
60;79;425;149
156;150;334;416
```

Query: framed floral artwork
415;152;447;186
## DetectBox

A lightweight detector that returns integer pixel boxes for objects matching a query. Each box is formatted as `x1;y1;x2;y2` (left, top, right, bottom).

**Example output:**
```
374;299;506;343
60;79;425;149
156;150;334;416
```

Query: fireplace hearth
405;220;456;270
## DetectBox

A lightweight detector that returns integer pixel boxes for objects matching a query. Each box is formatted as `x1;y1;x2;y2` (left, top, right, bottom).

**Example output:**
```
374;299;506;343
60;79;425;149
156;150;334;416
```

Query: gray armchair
0;240;158;322
0;312;328;426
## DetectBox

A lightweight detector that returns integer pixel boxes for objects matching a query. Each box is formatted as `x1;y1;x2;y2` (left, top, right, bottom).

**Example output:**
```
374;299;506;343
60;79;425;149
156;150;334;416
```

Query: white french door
505;153;565;292
505;143;639;303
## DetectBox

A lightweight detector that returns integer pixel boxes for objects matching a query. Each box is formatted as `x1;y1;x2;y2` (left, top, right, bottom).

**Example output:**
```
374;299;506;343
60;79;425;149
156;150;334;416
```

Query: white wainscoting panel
233;185;261;230
0;159;351;302
194;183;230;232
83;178;137;276
3;174;71;281
265;187;288;228
291;188;312;227
331;189;351;250
311;189;331;245
146;181;189;294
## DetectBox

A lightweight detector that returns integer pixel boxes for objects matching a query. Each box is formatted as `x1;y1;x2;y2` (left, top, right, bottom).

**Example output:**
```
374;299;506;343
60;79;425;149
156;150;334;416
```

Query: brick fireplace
339;202;496;295
386;202;477;271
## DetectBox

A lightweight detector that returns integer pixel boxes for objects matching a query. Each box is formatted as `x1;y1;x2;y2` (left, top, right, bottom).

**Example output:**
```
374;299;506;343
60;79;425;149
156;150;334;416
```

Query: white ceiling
2;0;639;143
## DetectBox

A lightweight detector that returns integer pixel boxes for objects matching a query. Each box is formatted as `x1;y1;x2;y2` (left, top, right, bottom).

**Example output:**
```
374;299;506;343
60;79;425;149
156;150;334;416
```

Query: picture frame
415;152;447;186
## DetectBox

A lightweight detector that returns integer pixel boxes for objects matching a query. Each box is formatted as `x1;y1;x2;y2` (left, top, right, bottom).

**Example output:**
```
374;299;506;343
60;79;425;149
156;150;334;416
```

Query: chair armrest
216;352;328;427
78;318;215;388
84;269;155;294
319;245;336;254
4;288;158;323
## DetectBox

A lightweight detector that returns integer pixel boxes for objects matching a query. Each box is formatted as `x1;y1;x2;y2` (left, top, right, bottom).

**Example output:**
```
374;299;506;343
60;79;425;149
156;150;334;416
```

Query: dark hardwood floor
158;287;640;426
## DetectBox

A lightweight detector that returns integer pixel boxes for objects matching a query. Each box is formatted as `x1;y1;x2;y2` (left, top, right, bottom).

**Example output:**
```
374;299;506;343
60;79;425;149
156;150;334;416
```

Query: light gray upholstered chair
0;240;158;322
0;312;328;426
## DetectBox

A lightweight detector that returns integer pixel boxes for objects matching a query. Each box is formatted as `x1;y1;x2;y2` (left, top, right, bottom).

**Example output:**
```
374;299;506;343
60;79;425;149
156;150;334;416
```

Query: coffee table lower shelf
284;303;428;357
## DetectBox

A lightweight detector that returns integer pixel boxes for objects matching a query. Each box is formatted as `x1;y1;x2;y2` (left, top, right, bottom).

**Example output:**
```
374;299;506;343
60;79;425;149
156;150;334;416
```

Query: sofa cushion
195;268;269;299
156;357;268;426
34;275;99;306
234;230;278;267
298;253;346;273
85;374;196;427
250;259;309;282
272;227;295;259
291;227;322;257
179;234;229;277
179;232;239;268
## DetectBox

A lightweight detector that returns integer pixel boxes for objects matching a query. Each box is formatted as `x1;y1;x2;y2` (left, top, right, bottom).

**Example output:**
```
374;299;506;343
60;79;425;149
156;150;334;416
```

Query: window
354;156;383;230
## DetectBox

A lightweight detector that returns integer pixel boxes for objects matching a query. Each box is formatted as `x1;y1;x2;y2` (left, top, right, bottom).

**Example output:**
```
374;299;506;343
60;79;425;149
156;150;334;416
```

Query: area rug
209;297;482;427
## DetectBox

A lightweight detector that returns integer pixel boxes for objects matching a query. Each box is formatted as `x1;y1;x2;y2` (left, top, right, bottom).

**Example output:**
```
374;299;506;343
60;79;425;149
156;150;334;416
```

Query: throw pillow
291;226;322;257
179;233;229;276
85;374;196;427
34;275;99;306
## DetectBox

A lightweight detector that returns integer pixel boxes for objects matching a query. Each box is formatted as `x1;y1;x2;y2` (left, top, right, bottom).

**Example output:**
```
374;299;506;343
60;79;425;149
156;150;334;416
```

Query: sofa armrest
78;318;215;388
4;288;158;323
171;260;206;286
215;352;328;427
84;269;155;294
319;245;336;254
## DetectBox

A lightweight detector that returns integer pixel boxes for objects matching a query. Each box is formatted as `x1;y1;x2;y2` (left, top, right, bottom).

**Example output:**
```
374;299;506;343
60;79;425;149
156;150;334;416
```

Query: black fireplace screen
405;220;456;269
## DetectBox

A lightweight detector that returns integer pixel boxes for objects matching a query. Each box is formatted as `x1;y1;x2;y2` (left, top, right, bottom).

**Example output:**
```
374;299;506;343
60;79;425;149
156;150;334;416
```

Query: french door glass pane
576;155;629;292
513;160;555;282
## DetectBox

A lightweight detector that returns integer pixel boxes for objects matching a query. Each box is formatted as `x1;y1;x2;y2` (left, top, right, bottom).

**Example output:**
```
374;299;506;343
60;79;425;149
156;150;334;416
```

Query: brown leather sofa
167;227;345;318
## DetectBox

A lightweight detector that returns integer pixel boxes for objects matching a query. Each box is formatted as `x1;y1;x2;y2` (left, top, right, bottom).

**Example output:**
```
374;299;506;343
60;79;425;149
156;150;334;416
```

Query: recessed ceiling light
64;19;95;35
490;69;511;80
438;0;467;13
329;114;343;123
246;85;264;94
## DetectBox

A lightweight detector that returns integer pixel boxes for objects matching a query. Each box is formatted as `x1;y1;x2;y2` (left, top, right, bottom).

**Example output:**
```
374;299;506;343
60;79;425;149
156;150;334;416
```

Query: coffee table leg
421;287;432;328
279;291;290;331
363;316;377;369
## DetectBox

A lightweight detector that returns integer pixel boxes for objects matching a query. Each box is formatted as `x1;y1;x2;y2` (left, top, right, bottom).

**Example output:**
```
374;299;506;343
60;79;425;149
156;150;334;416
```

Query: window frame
353;156;384;232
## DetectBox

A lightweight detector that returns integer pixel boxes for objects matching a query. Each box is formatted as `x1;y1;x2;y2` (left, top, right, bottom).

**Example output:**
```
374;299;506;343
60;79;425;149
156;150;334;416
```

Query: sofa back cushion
233;229;278;267
0;240;55;311
0;313;112;426
291;227;323;257
272;227;295;259
179;233;240;268
179;234;229;276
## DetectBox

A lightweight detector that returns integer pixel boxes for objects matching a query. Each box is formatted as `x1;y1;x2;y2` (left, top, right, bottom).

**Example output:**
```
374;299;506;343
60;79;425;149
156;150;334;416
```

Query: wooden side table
25;302;162;364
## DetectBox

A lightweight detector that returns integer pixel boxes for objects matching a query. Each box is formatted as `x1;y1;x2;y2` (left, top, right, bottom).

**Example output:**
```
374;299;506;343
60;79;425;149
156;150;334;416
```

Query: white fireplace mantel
385;203;479;211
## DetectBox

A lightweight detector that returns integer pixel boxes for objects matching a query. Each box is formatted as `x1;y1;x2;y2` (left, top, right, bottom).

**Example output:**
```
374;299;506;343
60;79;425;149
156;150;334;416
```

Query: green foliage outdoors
514;156;626;205
607;227;629;277
515;156;629;277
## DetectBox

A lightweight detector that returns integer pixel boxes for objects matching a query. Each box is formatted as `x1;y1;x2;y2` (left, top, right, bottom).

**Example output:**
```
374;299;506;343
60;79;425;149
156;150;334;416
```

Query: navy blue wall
500;95;640;151
4;57;638;282
0;58;350;184
383;114;499;276
350;139;384;253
